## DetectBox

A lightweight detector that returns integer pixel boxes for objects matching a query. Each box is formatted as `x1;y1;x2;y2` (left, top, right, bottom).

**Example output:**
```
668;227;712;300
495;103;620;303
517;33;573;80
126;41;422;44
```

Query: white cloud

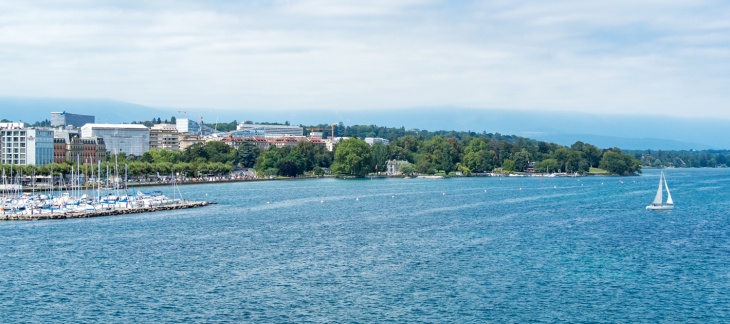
0;0;729;118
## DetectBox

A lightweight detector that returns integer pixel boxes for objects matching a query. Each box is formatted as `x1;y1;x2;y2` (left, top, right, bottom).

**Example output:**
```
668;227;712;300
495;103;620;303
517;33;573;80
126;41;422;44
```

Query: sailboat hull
646;204;674;210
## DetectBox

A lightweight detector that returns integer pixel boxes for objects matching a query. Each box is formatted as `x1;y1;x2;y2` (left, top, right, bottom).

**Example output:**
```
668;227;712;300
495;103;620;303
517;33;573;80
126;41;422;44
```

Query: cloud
0;0;729;119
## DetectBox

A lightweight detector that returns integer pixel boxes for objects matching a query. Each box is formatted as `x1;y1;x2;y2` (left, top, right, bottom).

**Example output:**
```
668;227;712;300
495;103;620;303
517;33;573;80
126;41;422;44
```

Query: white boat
646;171;674;210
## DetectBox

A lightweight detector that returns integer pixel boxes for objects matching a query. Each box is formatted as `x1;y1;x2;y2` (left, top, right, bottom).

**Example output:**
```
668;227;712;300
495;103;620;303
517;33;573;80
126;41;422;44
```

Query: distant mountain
2;97;727;150
0;97;176;124
230;107;728;150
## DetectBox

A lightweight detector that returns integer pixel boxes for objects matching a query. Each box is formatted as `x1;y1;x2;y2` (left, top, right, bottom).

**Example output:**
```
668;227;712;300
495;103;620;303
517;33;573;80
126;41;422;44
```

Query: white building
176;118;201;134
81;124;150;156
365;137;390;146
0;123;54;166
386;160;411;175
176;118;217;135
235;123;303;137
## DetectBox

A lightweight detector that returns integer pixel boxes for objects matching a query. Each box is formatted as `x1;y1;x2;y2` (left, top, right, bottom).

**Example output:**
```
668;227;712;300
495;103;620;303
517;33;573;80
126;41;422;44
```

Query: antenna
178;111;187;118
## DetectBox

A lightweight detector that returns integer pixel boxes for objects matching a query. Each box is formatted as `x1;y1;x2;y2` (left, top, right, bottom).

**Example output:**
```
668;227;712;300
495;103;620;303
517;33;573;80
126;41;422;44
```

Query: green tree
182;143;209;162
236;142;260;168
534;158;560;173
399;163;416;176
278;161;299;177
371;142;389;173
512;149;531;172
599;151;642;175
331;138;372;176
204;141;235;163
502;159;516;172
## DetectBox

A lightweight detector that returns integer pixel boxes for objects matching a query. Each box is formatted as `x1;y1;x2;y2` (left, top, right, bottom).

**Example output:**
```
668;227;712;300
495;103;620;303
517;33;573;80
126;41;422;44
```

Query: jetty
1;201;216;221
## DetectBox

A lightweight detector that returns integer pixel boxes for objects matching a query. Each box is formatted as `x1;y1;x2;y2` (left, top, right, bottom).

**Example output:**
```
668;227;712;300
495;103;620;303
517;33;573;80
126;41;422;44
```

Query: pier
1;201;216;221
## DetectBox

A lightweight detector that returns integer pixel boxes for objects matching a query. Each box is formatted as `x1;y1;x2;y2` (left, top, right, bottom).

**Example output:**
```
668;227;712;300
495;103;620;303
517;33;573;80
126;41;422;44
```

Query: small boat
646;171;674;210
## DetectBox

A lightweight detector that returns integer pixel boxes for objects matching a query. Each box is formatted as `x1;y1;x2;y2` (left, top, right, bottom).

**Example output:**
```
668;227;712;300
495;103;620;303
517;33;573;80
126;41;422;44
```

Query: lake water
2;168;730;322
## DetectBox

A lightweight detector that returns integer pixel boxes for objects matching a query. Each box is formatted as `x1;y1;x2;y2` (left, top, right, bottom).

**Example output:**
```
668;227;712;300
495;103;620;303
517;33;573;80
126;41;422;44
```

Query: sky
1;0;729;119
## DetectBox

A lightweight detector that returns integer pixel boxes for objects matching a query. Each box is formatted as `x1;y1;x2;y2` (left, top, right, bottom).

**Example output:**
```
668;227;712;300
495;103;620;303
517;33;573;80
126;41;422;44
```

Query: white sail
647;171;674;210
651;172;663;205
664;174;673;205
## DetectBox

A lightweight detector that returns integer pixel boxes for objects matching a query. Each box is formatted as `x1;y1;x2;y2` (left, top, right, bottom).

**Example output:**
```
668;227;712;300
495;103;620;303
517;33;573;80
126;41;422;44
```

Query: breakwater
1;201;216;221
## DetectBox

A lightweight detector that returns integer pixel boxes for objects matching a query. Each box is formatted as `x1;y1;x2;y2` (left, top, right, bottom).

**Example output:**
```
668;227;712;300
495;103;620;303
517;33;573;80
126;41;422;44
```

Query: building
269;136;304;148
235;123;303;137
66;136;106;164
365;137;390;146
150;124;180;151
53;138;67;163
0;123;54;166
176;118;201;134
178;133;205;151
51;111;95;128
386;160;411;176
80;124;150;156
176;118;217;136
325;137;347;152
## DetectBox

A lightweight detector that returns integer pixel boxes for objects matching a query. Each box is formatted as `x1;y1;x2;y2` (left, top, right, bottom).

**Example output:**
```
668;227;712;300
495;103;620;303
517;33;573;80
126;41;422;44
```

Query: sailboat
646;171;674;210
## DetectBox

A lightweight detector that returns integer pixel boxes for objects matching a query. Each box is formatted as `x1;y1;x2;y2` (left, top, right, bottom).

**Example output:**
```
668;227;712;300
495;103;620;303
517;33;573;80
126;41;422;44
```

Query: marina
1;162;214;221
0;200;213;221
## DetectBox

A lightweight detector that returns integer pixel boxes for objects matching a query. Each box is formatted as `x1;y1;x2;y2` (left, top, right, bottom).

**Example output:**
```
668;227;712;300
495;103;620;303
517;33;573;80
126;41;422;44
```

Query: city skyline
1;1;729;119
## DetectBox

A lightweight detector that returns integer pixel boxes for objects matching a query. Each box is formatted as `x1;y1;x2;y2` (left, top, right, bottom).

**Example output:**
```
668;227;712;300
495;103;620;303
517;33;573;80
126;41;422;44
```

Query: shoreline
12;171;646;192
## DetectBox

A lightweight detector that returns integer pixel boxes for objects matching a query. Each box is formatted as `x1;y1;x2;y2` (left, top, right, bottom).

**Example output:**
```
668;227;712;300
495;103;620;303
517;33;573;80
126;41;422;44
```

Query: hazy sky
1;1;729;118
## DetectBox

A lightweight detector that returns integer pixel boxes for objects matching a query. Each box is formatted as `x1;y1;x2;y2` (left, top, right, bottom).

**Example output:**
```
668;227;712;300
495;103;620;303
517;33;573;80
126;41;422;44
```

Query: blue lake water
2;168;730;322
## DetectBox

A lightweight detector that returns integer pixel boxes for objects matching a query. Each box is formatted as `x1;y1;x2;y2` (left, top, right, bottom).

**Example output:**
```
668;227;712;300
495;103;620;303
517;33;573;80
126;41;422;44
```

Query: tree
512;149;531;172
599;151;642;175
331;138;372;176
502;159;516;172
236;142;260;168
534;158;560;173
204;141;234;163
399;163;416;176
293;141;317;171
371;142;388;173
256;147;282;171
182;143;208;162
278;161;299;177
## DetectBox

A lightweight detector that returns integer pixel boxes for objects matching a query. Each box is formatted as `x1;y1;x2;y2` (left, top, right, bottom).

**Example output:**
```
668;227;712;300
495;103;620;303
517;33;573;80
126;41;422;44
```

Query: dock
1;201;216;221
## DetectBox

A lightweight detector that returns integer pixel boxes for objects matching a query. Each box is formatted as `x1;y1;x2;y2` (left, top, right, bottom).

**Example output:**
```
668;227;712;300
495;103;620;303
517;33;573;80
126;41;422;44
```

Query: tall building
0;123;54;166
80;124;150;156
150;124;180;151
51;111;95;127
176;118;201;134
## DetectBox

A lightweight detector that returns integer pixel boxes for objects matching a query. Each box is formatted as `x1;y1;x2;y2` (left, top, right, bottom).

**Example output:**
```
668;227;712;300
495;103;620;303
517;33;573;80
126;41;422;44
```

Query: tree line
629;149;730;168
329;137;641;176
1;124;642;179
